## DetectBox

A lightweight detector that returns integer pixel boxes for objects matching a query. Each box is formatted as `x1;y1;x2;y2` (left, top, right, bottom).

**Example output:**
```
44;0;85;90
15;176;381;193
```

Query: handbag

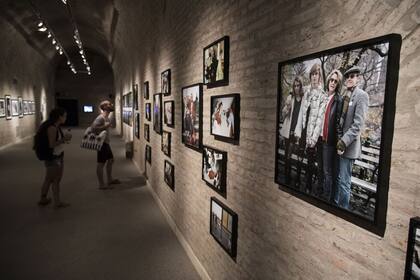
80;127;107;151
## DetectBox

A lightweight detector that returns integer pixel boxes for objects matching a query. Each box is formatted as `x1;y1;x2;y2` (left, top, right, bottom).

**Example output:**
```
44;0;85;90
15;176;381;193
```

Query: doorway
56;99;79;126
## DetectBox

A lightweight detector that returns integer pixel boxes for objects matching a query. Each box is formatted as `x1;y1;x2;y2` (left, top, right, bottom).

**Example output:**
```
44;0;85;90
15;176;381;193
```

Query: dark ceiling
0;0;118;69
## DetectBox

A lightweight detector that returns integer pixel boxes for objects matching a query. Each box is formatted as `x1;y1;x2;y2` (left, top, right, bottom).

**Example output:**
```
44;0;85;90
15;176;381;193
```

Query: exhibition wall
111;0;420;279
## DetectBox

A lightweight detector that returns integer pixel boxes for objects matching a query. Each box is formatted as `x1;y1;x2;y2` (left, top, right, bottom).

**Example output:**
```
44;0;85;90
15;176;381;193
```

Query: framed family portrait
161;69;171;96
135;112;140;139
133;84;139;110
405;217;420;280
164;160;174;191
0;98;5;118
153;93;162;134
202;146;227;197
11;99;19;116
162;131;171;157
144;81;149;100
203;36;229;88
145;145;152;164
145;103;151;121
164;101;174;127
144;123;150;142
210;197;238;259
210;94;240;144
181;83;203;151
275;34;401;236
18;97;23;118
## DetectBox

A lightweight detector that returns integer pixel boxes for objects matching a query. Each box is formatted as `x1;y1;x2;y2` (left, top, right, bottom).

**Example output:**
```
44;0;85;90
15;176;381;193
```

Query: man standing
335;66;369;209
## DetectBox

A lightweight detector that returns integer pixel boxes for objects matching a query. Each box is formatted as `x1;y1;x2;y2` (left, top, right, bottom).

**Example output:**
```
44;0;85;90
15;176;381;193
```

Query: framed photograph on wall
275;34;401;236
181;83;203;151
153;93;162;134
144;81;149;100
11;99;19;116
144;123;150;142
164;160;174;191
203;36;229;88
145;103;151;121
210;94;240;144
145;145;152;164
162;131;171;157
18;97;23;118
202;146;227;197
135;112;140;139
31;101;35;114
164;101;174;127
133;84;139;110
0;98;5;118
405;217;420;280
23;100;29;115
161;69;171;96
210;197;238;260
5;95;12;119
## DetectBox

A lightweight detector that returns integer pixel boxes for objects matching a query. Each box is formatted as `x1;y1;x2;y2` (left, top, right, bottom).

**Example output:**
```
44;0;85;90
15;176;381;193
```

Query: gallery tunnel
0;0;420;279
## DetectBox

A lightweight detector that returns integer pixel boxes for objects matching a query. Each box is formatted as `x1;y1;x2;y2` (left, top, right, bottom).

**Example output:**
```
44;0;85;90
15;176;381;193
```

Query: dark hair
48;107;66;123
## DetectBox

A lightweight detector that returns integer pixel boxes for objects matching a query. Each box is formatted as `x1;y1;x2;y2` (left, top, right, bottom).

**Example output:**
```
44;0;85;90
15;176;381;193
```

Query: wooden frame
210;93;240;144
181;83;203;152
202;146;227;197
203;36;229;88
164;100;174;127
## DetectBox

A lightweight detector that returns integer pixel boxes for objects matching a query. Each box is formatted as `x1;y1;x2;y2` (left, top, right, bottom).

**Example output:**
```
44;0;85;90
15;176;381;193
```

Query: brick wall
112;0;420;279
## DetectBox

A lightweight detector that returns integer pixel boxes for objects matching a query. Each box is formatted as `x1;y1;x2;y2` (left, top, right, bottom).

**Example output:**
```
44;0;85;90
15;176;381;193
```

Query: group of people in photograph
205;42;225;83
280;63;369;209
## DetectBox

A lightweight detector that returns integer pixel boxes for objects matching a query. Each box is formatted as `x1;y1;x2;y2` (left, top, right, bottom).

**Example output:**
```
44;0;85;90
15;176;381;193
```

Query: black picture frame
133;83;139;110
161;69;171;96
210;93;240;144
274;34;401;236
153;93;162;134
144;123;150;142
145;145;152;164
18;97;23;118
145;103;151;121
144;81;149;100
5;95;11;120
164;160;174;191
122;92;133;126
210;197;238;260
23;100;29;115
0;98;5;118
162;130;171;157
405;217;420;280
203;36;229;88
181;83;203;152
135;112;140;139
202;146;227;198
30;101;35;115
164;100;174;127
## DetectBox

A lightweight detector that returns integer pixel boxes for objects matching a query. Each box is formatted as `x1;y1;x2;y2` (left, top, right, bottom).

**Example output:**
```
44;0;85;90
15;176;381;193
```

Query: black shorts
97;143;114;163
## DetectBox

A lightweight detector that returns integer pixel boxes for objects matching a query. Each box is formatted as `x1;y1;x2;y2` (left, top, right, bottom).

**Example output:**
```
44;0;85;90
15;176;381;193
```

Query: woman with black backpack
35;108;72;208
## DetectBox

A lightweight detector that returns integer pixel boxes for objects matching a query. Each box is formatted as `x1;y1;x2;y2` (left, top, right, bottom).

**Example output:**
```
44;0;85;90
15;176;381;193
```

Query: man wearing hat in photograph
334;66;369;209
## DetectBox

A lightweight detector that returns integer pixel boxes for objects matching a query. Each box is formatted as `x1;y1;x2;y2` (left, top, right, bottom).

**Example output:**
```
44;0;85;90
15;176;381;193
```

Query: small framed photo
161;69;171;96
164;101;174;127
144;81;149;100
18;97;23;118
133;84;139;110
164;160;174;191
11;99;19;116
145;103;151;121
5;96;12;119
405;217;420;280
202;146;227;197
135;112;140;139
30;101;35;114
153;93;162;134
23;100;29;115
181;83;203;151
210;197;238;259
144;123;150;142
0;98;5;118
162;131;171;157
145;145;152;164
203;36;229;88
210;94;240;143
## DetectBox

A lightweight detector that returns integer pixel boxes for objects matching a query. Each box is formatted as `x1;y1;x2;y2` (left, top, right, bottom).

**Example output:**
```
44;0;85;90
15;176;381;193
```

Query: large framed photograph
153;93;162;134
133;84;139;110
275;34;401;236
144;123;150;142
210;94;240;143
5;95;11;120
164;101;174;127
11;99;19;116
210;197;238;259
145;145;152;164
145;103;151;121
405;217;420;280
161;69;171;96
203;36;229;88
164;160;174;191
135;112;140;139
202;146;227;197
162;131;171;157
143;81;149;100
181;83;203;151
0;98;5;118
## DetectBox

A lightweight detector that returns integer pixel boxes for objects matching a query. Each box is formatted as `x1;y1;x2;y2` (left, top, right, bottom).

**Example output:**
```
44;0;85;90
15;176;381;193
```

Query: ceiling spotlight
88;72;91;75
52;39;56;45
67;61;71;65
59;49;63;55
47;32;52;38
38;26;47;32
61;0;67;4
37;21;43;27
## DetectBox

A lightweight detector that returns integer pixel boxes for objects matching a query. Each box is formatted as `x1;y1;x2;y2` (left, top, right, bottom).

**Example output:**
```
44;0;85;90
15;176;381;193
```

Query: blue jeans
334;156;354;209
322;145;337;202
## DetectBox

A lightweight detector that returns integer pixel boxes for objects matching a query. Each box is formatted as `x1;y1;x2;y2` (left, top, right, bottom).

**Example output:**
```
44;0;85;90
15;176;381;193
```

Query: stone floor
0;128;200;280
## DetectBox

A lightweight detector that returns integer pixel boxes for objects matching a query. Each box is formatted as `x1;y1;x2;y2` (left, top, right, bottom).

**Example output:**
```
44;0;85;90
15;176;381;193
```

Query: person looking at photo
320;69;343;202
334;66;369;209
280;76;305;185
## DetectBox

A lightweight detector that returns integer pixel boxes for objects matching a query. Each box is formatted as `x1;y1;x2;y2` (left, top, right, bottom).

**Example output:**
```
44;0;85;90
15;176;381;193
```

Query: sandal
38;198;51;206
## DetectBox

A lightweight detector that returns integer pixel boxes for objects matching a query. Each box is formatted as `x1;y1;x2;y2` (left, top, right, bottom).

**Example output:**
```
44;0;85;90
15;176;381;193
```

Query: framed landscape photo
164;101;174;127
145;103;151;121
145;145;152;164
210;94;240;144
11;99;19;116
405;217;420;280
181;83;203;151
202;146;227;197
164;160;174;191
133;84;139;110
18;97;23;118
162;131;171;157
144;123;150;142
210;197;238;260
0;98;5;118
275;34;401;236
135;112;140;139
161;69;171;96
203;36;229;88
144;81;149;100
153;93;162;134
5;95;12;119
